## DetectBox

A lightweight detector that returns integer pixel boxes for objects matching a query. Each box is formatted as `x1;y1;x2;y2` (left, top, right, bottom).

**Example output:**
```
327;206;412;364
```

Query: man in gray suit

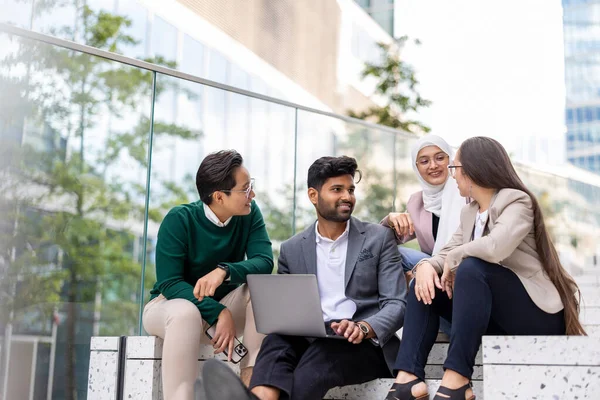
197;156;406;400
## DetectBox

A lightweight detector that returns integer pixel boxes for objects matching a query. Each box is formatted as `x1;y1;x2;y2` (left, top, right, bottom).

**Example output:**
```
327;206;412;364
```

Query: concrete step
324;379;483;400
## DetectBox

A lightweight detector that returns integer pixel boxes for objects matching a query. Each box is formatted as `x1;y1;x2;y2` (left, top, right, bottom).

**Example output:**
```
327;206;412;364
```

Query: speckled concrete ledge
483;336;600;400
87;351;118;400
482;336;600;365
483;365;599;399
324;379;483;400
90;336;119;352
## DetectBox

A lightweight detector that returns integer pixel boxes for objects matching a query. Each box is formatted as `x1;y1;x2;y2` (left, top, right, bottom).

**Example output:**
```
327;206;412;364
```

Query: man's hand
414;261;442;305
330;320;364;344
387;212;414;237
440;260;455;299
193;268;227;302
211;308;236;361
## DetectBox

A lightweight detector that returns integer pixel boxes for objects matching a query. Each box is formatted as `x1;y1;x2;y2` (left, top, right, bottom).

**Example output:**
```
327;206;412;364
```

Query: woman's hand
440;260;455;299
414;261;442;305
387;212;414;237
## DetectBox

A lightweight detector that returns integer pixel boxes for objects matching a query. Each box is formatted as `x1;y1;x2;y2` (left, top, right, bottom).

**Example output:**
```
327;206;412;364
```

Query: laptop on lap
247;274;346;340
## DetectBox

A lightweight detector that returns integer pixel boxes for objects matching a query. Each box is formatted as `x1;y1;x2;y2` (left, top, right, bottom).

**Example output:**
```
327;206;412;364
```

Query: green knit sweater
149;200;273;325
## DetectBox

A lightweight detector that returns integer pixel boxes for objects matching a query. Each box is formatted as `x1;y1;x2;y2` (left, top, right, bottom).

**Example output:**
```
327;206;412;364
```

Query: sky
394;0;567;165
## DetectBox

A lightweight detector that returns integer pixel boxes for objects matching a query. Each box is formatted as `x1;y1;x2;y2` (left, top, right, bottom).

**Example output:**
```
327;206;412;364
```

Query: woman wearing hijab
381;135;466;281
384;137;583;400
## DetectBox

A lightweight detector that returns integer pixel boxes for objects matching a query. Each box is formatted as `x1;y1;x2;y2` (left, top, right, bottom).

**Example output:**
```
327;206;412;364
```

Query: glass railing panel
143;73;296;300
295;110;418;230
0;31;153;399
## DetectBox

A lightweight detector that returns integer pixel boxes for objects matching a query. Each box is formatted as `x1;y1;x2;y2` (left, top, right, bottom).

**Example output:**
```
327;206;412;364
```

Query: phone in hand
205;324;248;364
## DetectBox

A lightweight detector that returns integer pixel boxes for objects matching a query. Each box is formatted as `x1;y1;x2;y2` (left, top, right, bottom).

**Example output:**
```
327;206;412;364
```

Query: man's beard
316;197;354;222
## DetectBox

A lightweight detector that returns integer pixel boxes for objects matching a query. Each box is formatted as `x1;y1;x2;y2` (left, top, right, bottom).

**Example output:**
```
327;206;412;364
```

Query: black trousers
393;257;566;380
249;334;391;400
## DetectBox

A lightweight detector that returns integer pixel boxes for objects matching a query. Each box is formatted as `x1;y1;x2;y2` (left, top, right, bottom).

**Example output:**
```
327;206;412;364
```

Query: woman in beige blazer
385;137;585;400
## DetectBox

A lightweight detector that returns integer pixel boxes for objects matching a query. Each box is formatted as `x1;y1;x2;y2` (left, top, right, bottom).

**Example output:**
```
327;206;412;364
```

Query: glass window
566;108;574;124
207;49;229;85
151;16;177;61
116;0;149;59
585;107;594;122
181;34;205;77
576;108;584;124
1;0;34;28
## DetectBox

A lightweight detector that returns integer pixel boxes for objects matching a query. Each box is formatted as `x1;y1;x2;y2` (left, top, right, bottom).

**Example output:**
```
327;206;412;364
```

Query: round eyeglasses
219;178;255;199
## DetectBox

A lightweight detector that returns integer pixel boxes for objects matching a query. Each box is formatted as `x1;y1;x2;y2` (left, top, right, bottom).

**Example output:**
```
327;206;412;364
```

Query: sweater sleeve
154;209;225;325
224;202;274;283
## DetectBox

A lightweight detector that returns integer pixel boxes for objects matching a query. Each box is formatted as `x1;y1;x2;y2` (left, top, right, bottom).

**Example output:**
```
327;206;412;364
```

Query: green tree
344;37;428;221
348;38;431;134
0;2;198;398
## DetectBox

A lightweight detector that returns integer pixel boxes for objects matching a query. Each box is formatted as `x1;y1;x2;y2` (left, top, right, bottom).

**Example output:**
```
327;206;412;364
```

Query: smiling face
415;145;450;186
308;174;356;223
220;166;255;216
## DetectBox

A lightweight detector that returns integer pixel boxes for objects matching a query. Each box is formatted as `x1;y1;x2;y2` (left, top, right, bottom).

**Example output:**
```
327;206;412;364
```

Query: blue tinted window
566;108;574;124
576;108;584;123
585;107;594;122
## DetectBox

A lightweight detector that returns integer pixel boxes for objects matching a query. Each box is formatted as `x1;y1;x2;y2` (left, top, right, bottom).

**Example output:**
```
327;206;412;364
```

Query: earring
469;184;473;198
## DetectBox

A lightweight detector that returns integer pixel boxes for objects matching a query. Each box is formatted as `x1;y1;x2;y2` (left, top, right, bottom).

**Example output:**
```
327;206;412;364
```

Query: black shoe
202;359;258;400
433;382;475;400
385;378;429;400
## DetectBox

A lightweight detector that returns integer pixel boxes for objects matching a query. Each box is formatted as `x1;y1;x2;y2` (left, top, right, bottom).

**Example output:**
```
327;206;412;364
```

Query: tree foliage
0;2;199;398
348;38;431;134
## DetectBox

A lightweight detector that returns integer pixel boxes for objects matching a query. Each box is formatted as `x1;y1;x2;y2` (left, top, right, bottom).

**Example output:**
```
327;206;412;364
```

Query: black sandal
433;382;475;399
385;378;429;400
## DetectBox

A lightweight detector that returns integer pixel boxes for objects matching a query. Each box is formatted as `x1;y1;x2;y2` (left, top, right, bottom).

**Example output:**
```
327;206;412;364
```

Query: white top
473;209;489;240
203;203;232;227
315;221;356;321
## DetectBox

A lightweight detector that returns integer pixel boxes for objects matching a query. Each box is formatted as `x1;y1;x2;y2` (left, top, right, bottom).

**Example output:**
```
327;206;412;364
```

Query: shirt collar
203;203;233;227
315;220;350;243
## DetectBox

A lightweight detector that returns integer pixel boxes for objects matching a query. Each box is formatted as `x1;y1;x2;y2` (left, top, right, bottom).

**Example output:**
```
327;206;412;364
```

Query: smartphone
205;324;248;364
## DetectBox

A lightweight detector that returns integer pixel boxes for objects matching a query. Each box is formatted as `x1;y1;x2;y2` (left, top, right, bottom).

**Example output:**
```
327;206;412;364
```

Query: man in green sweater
142;150;274;400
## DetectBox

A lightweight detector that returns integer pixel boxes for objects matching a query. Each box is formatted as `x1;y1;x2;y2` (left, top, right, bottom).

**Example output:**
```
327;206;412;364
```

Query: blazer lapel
420;206;434;250
301;223;318;276
345;218;366;288
462;205;478;243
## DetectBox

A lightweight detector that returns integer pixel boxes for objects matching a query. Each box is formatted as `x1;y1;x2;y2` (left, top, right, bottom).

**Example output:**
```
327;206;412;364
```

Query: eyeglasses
447;165;463;177
416;153;449;168
219;178;255;199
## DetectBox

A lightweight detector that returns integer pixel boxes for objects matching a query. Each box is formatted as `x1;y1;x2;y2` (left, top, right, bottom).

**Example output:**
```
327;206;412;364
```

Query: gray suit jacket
277;217;406;372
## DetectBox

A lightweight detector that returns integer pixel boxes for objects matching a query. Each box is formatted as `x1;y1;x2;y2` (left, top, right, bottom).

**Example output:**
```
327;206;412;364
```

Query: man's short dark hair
196;150;243;204
307;156;361;191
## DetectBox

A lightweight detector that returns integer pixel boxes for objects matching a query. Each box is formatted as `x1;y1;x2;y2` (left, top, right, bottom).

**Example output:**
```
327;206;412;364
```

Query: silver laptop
247;274;346;339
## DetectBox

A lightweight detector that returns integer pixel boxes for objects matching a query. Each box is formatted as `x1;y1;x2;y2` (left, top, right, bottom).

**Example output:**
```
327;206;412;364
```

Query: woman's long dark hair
459;137;585;335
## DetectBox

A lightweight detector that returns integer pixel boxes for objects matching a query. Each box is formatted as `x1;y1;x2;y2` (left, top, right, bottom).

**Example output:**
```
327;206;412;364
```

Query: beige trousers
142;284;264;400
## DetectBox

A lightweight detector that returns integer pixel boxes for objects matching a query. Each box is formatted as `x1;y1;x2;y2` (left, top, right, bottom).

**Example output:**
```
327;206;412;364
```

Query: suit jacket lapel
301;223;318;276
421;206;433;249
345;218;365;288
462;205;478;243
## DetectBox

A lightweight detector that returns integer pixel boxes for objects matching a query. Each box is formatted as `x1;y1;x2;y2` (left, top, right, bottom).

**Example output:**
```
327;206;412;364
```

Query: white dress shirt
203;203;232;227
473;209;488;240
315;221;357;321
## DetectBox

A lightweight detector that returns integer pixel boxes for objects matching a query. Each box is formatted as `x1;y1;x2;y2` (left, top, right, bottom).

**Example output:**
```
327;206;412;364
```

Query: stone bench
87;335;483;400
482;336;600;399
